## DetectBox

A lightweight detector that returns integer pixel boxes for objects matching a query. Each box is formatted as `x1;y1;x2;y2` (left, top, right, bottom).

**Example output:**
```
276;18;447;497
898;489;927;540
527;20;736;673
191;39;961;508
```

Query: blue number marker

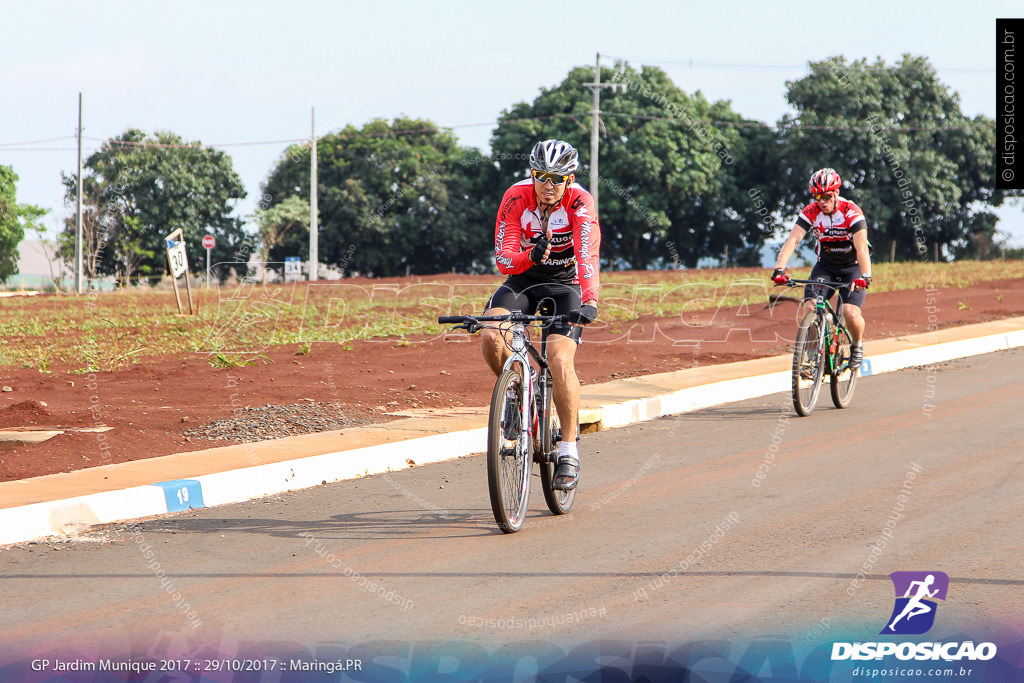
153;479;206;512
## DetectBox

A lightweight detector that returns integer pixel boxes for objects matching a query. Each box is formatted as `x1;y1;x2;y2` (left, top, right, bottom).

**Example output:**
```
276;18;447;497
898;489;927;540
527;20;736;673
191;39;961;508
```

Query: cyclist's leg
538;283;584;489
837;268;866;344
538;282;583;442
481;277;531;376
549;334;582;490
835;265;867;367
842;303;865;342
547;334;581;443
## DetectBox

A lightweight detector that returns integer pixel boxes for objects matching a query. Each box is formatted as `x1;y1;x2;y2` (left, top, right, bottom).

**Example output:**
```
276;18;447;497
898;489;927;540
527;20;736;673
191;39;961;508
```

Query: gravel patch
183;401;376;443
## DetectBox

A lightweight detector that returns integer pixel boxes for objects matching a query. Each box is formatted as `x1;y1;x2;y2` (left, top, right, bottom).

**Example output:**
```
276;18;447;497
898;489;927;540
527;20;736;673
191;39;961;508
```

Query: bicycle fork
503;326;534;457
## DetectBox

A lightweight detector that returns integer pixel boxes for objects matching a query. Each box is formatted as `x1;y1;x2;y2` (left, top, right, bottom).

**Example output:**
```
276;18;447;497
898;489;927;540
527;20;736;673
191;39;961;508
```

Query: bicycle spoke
792;312;825;416
487;368;531;532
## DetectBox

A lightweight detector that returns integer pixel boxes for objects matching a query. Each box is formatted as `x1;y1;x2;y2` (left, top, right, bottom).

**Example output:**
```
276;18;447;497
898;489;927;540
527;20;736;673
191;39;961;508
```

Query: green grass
1;260;1021;373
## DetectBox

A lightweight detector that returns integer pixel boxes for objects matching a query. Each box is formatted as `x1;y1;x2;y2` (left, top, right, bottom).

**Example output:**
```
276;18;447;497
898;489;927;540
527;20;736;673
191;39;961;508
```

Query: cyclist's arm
493;190;533;275
572;189;601;304
852;227;872;280
774;223;808;270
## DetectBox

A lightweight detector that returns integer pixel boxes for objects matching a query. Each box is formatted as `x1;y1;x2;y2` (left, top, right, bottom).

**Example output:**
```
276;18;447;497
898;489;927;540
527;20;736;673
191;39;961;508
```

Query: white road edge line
1;327;1021;547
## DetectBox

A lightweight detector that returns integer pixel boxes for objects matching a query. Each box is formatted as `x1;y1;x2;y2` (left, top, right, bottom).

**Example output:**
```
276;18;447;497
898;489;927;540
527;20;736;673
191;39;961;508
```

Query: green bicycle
780;278;859;417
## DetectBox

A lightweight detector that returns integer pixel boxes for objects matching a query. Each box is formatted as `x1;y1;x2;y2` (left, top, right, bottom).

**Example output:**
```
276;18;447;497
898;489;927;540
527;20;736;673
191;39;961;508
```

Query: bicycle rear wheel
792;312;825;417
830;324;858;408
487;365;531;533
538;375;575;515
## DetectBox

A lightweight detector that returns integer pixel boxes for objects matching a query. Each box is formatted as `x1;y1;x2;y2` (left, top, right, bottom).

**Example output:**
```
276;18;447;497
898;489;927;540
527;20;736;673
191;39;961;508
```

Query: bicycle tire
829;323;858;408
538;373;575;515
792;311;825;417
487;365;531;533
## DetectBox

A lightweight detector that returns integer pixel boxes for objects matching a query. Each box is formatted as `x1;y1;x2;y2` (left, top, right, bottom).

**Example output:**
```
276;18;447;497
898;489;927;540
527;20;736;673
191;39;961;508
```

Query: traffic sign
202;234;215;249
164;228;194;315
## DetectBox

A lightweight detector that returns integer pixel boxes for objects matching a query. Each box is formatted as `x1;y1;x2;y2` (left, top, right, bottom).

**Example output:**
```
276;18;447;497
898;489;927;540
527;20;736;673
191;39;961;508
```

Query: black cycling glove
564;305;598;325
529;236;550;264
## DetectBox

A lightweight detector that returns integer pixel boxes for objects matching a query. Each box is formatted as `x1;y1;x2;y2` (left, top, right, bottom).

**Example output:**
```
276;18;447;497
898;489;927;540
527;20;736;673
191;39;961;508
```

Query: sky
1;0;1020;256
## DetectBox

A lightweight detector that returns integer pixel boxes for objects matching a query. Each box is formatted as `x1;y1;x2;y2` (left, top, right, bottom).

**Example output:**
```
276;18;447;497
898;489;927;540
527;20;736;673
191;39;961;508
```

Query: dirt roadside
1;277;1020;482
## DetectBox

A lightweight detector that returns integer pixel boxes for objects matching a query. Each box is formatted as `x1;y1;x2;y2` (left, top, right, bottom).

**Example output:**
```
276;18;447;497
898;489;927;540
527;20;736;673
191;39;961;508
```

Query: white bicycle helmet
529;139;580;175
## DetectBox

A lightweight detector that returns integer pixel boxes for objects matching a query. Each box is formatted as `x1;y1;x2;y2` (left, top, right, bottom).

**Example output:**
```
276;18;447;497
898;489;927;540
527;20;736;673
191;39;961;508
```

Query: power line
599;112;987;133
0;135;77;148
0;108;988;156
86;136;309;149
602;55;994;74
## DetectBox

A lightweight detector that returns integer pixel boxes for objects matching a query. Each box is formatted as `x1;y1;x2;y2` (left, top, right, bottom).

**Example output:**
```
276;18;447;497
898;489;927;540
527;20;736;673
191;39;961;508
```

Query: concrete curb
2;317;1022;546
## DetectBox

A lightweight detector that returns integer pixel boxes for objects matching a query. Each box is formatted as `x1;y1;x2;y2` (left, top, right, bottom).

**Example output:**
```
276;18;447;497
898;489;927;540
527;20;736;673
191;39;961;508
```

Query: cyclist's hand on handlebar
771;268;790;285
853;275;871;290
565;304;598;326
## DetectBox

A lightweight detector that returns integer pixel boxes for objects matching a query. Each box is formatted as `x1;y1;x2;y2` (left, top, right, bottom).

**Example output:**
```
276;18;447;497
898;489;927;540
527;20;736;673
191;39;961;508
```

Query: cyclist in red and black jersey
481;139;601;491
772;168;873;368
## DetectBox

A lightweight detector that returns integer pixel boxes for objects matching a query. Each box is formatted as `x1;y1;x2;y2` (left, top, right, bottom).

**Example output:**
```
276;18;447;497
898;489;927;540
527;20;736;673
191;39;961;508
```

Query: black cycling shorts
805;263;866;309
485;274;583;343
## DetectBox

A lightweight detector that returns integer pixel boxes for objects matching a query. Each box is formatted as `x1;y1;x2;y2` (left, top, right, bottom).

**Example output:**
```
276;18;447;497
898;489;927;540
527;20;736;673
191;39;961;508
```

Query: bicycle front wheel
830;324;858;409
792;312;825;417
487;366;531;533
538;377;575;515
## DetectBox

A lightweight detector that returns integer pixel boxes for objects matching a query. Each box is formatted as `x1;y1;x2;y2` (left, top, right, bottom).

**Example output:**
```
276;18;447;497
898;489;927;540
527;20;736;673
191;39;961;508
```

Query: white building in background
9;239;69;289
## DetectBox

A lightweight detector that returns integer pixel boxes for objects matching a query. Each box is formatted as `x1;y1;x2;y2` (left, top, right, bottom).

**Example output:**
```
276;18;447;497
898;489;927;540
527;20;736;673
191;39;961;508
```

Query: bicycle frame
786;278;854;374
438;310;570;531
779;277;860;416
438;310;559;459
499;316;549;458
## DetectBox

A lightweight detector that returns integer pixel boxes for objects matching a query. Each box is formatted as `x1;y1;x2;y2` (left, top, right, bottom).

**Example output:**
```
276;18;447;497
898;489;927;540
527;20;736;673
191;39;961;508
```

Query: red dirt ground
1;276;1021;482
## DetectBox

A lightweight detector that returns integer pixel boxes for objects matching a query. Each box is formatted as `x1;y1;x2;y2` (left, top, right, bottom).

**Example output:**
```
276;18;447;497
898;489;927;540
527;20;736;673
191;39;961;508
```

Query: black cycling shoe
552;455;580;491
850;344;864;369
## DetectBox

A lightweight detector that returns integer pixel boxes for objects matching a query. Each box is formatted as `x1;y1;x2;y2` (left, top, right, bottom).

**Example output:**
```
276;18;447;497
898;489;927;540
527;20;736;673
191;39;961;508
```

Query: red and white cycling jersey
795;196;867;268
494;178;601;303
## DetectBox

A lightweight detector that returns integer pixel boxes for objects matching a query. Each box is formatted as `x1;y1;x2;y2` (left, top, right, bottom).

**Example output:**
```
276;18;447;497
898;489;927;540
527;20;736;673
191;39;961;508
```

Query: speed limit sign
202;234;215;249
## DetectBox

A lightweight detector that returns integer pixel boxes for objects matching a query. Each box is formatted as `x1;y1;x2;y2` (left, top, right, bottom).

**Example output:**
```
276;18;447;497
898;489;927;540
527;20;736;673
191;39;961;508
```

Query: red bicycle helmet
808;168;841;195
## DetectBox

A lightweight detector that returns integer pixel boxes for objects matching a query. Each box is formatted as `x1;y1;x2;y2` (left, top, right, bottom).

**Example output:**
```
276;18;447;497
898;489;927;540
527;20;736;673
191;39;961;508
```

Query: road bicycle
438;310;575;532
778;278;859;417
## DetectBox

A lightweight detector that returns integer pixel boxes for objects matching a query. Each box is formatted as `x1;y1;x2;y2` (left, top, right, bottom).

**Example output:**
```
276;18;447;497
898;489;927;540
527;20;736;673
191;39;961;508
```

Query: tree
261;118;497;276
778;55;1004;261
489;62;783;268
61;129;246;284
20;204;68;289
0;166;49;285
250;194;310;282
0;166;26;283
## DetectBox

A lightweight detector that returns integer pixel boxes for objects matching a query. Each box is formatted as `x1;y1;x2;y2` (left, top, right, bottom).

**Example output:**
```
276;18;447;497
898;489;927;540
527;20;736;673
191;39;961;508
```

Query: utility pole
309;107;318;281
75;93;83;294
583;52;626;215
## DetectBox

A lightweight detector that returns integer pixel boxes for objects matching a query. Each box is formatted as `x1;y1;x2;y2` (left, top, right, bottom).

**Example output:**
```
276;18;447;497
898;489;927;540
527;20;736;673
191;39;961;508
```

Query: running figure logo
881;571;950;635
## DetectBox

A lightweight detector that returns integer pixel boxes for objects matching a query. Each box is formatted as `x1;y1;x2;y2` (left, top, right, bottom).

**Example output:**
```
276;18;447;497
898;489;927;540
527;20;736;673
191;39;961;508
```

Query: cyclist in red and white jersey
772;168;873;368
481;139;601;490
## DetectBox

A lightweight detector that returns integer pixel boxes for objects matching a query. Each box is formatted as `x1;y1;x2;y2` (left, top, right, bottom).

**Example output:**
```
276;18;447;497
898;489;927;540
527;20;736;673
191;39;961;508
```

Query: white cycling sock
558;441;578;458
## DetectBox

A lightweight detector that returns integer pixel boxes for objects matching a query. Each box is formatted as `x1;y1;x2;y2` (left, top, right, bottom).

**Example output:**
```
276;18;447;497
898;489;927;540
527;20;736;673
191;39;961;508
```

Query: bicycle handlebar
780;278;855;290
438;312;566;325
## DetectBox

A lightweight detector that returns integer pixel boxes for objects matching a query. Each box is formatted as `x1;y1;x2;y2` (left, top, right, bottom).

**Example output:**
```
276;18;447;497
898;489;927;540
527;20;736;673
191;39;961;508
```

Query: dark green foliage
60;129;246;284
490;62;784;268
778;55;1006;261
261;118;501;277
0;166;25;283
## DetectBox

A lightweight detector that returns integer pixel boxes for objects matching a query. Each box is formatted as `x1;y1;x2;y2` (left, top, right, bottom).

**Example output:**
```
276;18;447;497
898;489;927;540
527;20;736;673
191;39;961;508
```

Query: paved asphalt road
1;349;1021;679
